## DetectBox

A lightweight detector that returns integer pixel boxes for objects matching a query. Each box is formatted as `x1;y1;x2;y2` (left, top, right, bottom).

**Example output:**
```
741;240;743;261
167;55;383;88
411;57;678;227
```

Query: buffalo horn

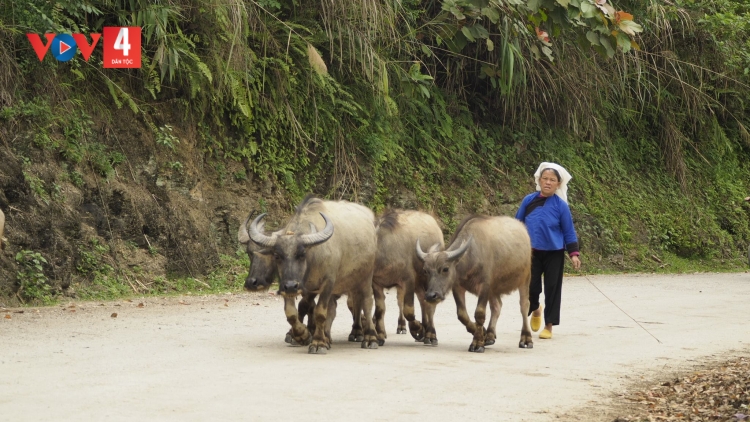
248;213;277;247
299;213;334;246
445;236;472;261
415;239;428;261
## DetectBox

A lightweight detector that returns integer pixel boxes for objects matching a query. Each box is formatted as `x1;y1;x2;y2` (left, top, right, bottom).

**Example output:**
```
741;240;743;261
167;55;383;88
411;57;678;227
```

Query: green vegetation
15;250;52;304
0;0;748;305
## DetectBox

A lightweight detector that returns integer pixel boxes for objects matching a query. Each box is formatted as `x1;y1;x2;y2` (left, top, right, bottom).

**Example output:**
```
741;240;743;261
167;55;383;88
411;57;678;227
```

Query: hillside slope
0;0;749;305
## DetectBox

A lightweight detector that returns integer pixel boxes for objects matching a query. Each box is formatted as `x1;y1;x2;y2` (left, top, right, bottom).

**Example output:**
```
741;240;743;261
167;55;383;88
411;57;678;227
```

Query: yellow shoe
530;306;543;332
539;328;552;339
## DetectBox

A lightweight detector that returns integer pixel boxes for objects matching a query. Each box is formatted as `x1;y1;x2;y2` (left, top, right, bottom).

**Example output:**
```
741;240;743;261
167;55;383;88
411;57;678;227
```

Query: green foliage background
0;0;749;303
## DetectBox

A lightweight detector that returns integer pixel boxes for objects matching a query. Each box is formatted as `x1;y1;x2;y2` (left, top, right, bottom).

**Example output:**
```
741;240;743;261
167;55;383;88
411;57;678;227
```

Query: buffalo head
416;236;472;303
238;212;278;291
248;212;334;294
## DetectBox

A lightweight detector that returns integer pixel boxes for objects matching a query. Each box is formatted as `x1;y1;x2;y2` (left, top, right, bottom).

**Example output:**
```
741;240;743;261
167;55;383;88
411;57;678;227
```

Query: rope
582;273;662;344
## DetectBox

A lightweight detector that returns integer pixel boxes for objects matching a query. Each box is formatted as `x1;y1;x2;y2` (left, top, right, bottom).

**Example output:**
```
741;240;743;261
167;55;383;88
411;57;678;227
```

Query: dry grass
615;356;750;422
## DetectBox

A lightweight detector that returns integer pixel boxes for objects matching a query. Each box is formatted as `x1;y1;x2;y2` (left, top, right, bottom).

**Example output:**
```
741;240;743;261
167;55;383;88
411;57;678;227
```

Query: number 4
114;27;131;57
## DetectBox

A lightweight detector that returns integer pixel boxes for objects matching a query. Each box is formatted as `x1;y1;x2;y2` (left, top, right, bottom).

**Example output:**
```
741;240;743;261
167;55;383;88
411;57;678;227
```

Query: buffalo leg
404;278;425;341
285;294;311;346
468;286;490;353
452;286;478;334
355;272;379;349
308;284;334;354
421;299;438;346
373;284;387;346
485;296;501;346
346;295;364;342
286;293;316;344
395;286;407;334
324;295;339;347
412;289;427;342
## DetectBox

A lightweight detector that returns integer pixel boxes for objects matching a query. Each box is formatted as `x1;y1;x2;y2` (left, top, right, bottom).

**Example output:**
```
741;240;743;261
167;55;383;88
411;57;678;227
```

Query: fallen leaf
4;314;10;319
224;303;228;307
137;303;144;308
179;300;189;305
111;313;118;318
13;310;24;314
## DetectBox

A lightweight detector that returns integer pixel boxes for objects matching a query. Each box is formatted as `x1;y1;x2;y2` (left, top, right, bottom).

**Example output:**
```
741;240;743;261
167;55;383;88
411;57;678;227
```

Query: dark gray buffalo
248;196;379;354
239;213;317;339
417;215;533;352
372;210;444;346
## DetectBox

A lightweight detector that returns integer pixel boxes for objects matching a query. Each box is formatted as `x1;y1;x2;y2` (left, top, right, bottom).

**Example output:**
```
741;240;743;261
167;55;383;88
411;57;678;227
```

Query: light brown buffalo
372;210;444;346
417;215;533;352
248;196;379;354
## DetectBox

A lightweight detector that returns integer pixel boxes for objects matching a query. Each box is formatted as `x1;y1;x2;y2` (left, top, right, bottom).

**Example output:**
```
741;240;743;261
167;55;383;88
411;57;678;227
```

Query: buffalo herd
238;196;533;354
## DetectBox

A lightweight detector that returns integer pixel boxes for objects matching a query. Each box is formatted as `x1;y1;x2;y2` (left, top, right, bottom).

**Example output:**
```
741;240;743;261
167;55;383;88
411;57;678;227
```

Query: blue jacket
515;193;579;253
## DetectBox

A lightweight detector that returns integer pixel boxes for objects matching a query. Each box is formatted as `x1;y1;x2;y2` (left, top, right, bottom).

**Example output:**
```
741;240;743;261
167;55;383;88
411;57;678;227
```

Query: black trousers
528;249;565;326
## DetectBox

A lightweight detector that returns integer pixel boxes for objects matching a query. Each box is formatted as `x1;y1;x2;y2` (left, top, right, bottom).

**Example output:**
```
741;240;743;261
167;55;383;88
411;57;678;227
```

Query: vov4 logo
26;27;141;68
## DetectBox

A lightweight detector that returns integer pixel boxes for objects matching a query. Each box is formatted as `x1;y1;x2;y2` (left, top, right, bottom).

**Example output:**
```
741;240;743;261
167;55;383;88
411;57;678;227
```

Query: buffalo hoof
308;345;328;354
284;332;293;344
484;338;495;346
519;341;534;349
348;333;364;342
468;345;485;353
361;340;379;349
290;334;312;346
410;329;426;341
423;338;438;346
396;327;407;334
377;338;385;346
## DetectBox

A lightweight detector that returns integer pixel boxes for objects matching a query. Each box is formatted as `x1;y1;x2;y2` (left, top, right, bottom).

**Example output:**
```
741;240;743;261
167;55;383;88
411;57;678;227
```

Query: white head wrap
534;162;572;203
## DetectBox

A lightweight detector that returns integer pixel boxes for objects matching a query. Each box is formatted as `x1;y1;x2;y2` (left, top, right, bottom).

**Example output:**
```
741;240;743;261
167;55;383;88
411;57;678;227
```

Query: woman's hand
570;255;581;271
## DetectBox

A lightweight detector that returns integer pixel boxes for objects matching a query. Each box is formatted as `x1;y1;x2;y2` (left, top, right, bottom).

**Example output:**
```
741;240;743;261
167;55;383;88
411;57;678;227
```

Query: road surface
1;273;749;421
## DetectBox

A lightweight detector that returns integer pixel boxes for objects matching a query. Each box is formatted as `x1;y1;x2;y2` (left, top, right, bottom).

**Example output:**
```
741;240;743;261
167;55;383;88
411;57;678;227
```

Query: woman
515;162;581;339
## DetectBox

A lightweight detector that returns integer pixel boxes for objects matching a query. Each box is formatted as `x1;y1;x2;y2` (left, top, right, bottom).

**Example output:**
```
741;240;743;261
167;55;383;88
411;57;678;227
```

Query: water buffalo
239;212;317;338
248;196;379;354
372;210;444;346
417;215;533;352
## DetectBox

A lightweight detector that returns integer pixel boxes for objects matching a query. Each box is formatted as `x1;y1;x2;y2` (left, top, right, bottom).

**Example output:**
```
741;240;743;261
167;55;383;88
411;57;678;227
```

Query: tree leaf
618;20;643;36
599;35;615;57
461;26;476;42
449;6;466;20
557;0;570;8
586;30;601;46
482;7;500;23
470;24;489;39
486;38;495;51
616;31;632;52
580;2;597;18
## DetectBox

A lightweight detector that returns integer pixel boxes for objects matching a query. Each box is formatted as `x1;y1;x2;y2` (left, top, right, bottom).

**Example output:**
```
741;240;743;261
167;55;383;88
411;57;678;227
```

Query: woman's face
539;169;560;196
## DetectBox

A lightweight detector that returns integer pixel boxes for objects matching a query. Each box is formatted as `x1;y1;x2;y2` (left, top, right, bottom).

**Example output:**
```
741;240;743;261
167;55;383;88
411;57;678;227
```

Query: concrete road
1;273;748;421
